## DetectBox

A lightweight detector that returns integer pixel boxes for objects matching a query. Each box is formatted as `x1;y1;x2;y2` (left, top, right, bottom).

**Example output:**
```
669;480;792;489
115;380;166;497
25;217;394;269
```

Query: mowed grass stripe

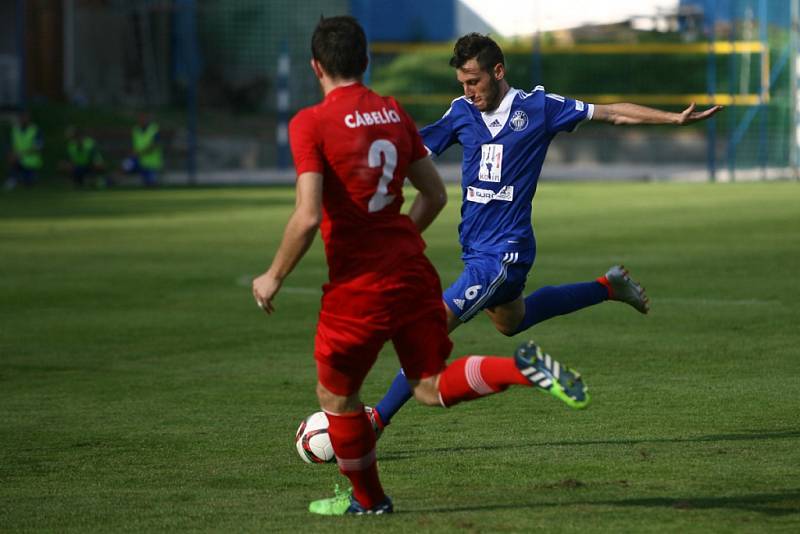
1;182;798;532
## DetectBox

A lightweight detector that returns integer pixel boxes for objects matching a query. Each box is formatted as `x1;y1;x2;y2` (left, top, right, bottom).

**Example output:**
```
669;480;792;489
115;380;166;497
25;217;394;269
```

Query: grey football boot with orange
604;265;650;314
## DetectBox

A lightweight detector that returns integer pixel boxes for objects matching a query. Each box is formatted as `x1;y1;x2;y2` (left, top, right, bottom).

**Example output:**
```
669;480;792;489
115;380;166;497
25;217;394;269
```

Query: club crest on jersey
509;110;529;132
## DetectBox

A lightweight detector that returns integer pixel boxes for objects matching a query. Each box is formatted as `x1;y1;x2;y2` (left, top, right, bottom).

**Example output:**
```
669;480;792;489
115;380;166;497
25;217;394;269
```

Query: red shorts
314;254;452;396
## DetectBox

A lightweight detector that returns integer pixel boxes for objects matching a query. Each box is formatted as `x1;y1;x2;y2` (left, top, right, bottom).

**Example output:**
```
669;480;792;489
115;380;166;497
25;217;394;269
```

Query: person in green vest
122;112;163;187
5;112;43;190
63;126;107;188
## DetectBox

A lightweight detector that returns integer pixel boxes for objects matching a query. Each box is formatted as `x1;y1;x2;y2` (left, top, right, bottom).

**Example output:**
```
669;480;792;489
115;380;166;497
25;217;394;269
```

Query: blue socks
374;369;412;427
512;281;608;335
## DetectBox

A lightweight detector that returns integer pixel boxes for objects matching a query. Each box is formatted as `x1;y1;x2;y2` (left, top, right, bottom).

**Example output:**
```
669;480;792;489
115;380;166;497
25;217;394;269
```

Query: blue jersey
421;86;592;254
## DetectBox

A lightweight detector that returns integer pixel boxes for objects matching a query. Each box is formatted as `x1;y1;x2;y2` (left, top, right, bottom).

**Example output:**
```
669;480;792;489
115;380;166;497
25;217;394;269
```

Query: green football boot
514;341;590;410
309;485;393;515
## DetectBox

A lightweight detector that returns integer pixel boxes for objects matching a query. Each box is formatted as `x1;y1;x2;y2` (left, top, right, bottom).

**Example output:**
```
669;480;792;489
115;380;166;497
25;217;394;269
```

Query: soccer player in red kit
252;16;588;515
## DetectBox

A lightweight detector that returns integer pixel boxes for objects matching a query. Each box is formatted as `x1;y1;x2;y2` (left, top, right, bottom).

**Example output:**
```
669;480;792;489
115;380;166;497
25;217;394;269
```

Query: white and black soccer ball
295;411;335;464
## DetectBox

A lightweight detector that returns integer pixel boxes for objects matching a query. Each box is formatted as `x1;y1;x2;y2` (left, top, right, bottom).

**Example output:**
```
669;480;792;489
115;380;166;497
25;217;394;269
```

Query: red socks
325;409;385;509
438;356;531;407
326;357;540;504
326;357;534;505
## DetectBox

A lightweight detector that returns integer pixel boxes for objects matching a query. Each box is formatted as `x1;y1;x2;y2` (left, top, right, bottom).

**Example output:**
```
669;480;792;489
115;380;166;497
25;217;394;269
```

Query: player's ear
493;63;505;81
310;59;324;80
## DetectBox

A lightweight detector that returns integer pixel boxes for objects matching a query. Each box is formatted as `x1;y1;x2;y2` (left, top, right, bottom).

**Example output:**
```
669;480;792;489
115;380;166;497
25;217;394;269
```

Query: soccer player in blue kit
370;33;722;430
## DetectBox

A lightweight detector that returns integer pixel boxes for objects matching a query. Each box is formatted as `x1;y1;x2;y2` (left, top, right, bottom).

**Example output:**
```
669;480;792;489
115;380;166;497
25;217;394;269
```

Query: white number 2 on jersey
367;139;397;213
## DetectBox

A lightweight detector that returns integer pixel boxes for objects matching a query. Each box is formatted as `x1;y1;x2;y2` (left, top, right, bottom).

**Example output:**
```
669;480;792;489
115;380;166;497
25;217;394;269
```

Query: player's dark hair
449;33;505;73
311;16;368;79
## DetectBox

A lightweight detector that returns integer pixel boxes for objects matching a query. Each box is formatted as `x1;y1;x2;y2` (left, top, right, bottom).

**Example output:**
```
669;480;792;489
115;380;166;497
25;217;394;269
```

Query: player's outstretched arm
406;156;448;233
253;172;323;314
592;102;723;126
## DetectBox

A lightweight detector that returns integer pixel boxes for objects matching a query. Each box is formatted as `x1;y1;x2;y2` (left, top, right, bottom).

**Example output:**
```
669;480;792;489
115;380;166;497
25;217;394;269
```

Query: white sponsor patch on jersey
478;144;503;182
466;185;514;204
453;298;465;310
575;100;585;112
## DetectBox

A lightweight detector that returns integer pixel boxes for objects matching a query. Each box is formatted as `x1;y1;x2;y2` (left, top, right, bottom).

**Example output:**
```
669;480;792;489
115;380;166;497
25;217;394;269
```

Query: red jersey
289;83;429;284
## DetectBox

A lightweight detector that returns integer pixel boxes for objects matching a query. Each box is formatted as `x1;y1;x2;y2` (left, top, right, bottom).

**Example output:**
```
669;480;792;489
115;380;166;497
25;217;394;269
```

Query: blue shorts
443;248;535;322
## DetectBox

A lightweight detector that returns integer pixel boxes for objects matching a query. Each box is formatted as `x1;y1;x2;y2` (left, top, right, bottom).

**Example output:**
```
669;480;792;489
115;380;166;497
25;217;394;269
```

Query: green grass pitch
1;182;799;532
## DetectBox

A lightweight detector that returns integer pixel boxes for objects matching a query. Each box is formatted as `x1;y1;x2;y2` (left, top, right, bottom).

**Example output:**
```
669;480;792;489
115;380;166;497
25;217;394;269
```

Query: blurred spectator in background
5;112;43;190
62;126;108;189
122;112;163;187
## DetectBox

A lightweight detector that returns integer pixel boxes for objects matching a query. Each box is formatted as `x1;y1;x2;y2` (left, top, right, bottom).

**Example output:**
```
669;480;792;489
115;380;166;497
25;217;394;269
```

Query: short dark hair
311;16;368;79
449;33;505;73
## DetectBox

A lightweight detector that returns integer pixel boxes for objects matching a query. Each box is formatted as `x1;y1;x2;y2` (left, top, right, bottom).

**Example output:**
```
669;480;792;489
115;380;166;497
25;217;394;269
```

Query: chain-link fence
61;0;345;176
369;0;798;181
5;0;799;183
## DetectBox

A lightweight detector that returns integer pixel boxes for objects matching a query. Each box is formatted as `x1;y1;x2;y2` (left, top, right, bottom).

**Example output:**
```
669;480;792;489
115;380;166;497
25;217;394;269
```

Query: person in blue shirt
370;33;722;431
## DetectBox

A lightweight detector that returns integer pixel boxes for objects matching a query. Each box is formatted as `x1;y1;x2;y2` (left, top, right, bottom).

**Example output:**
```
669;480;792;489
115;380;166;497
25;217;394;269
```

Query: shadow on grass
380;429;800;461
406;489;800;517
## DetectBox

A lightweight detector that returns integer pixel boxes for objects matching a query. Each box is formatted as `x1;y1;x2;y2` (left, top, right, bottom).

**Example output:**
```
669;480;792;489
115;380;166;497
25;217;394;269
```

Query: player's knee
444;304;462;334
413;388;441;406
315;382;336;408
486;300;526;337
494;321;519;337
315;382;358;413
408;377;441;406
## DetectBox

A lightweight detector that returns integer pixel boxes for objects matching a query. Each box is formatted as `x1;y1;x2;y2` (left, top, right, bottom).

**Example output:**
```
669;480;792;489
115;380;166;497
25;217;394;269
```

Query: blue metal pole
532;30;542;85
758;0;768;179
276;41;291;170
352;0;371;84
187;71;197;184
727;0;737;181
186;0;198;185
793;0;800;179
15;0;26;109
727;44;791;150
706;0;718;182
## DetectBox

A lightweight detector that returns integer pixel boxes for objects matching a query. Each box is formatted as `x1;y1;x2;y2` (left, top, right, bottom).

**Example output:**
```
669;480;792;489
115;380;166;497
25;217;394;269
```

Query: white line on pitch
237;275;320;295
658;297;783;307
282;286;321;295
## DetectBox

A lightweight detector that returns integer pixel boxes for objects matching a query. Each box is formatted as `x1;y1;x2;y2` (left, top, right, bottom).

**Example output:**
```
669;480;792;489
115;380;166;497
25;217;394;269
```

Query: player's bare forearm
408;193;446;233
252;211;319;314
406;156;447;232
253;172;323;314
593;102;723;126
267;211;320;281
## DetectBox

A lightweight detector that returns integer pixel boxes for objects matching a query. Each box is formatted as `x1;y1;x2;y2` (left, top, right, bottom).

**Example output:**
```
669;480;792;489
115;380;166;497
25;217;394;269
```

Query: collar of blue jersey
478;88;520;137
